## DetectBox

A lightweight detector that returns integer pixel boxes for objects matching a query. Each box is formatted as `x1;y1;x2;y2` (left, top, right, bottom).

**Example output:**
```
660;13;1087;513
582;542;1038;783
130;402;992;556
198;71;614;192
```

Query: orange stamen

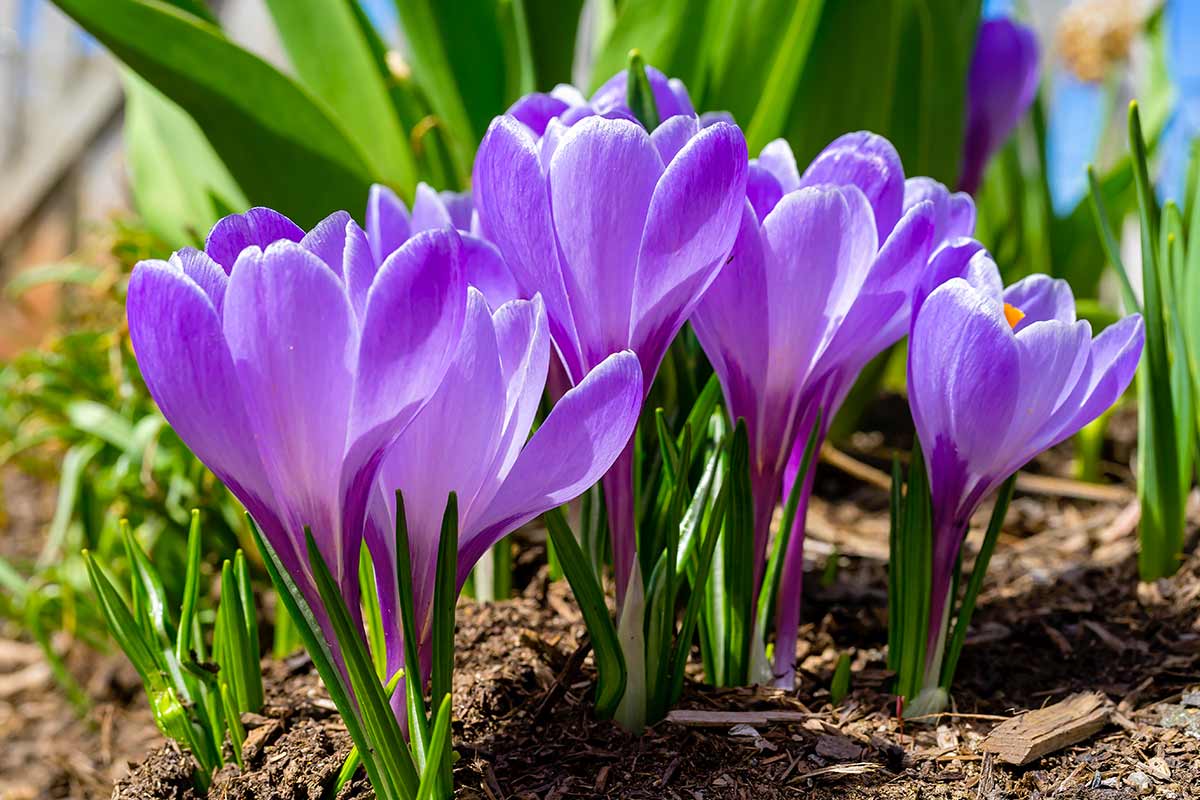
1004;303;1025;329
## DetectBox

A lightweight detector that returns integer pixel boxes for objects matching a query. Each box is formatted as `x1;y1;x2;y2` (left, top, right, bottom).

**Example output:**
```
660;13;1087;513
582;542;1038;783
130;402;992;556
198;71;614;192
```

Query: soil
9;404;1200;799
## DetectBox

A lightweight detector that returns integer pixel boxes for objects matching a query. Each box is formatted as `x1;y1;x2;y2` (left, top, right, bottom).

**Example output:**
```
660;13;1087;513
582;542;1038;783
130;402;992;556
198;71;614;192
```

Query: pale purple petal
487;296;551;493
205;208;304;273
746;164;784;222
411;183;454;232
301;211;354;278
508;92;572;136
650;114;700;163
462;350;644;577
903;177;976;244
630;121;748;383
1004;318;1092;453
343;221;377;321
798;131;906;240
1061;314;1144;436
756;139;800;193
169;248;228;318
1003;274;1076;327
366;184;412;267
462;236;521;309
475;115;584;379
590;65;695;121
223;242;357;573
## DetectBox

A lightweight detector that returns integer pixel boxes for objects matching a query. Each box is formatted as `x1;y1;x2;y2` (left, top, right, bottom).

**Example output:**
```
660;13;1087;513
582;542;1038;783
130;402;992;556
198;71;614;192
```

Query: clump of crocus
960;17;1040;194
693;132;978;688
366;290;642;713
126;206;467;674
899;251;1143;713
474;86;747;605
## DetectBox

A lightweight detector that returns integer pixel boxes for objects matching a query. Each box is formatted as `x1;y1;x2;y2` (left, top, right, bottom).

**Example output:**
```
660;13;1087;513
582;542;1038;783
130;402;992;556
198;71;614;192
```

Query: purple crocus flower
908;256;1143;701
365;290;642;711
693;133;976;686
960;18;1040;194
126;206;467;661
367;183;519;308
474;109;748;602
506;65;695;138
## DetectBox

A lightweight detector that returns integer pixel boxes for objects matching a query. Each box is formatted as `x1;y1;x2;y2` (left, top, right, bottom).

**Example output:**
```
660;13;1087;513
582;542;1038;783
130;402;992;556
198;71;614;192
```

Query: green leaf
393;492;433;769
415;694;454;800
431;493;459;795
220;681;246;769
123;69;247;248
392;0;501;181
122;520;173;645
176;511;202;662
307;528;417;800
722;420;754;685
246;518;397;799
830;652;851;706
743;0;825;152
233;550;262;708
626;50;661;130
264;0;416;191
52;0;376;227
545;505;627;718
39;442;100;567
522;0;583;88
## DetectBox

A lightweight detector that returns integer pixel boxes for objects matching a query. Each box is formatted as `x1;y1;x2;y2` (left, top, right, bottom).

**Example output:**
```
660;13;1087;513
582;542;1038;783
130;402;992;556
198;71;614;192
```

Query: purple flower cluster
126;61;1141;707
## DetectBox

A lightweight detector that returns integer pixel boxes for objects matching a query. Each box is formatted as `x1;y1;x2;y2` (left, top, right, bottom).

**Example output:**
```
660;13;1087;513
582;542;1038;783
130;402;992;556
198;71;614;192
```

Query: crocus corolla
126;207;467;664
474;108;748;603
693;133;977;686
960;17;1040;194
907;254;1143;707
365;290;642;712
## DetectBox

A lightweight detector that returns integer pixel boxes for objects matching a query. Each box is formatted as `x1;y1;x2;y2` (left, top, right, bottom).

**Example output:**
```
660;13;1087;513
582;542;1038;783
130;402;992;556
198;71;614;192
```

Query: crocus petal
462;236;521;309
508;92;572;136
747;164;785;222
798;131;906;240
550;116;664;370
650;113;701;164
169;248;228;318
475;115;584;378
961;18;1039;194
630;121;748;382
903;177;976;245
205;208;304;273
343;221;378;321
913;240;992;317
411;183;454;232
301;211;354;277
1061;314;1144;436
487;296;551;492
366;184;412;267
463;350;644;577
349;229;467;444
1003;274;1076;328
1004;318;1092;453
908;278;1021;486
756;139;801;193
692;203;772;435
223;242;358;569
590;65;695;121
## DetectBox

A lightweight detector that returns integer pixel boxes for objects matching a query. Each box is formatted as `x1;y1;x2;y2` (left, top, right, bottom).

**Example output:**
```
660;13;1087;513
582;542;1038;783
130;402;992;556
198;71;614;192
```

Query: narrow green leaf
332;669;406;799
393;492;432;769
83;550;161;690
307;528;417;800
246;518;397;800
545;506;627;717
233;550;262;709
122;520;172;645
175;510;203;662
723;420;754;685
431;493;459;795
415;694;454;800
743;0;825;152
220;681;246;769
626;50;661;130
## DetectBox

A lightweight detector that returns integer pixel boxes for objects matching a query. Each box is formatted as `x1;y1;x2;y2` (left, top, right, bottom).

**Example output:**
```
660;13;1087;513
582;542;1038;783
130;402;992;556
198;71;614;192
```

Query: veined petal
463;350;643;579
1004;274;1076;327
650;113;701;164
747;164;785;222
377;288;506;602
799;131;905;240
1005;318;1092;454
365;184;412;267
692;203;772;437
550;115;664;369
757;139;800;193
903;177;976;244
343;220;378;321
487;296;551;498
630;121;748;383
590;65;695;121
508;91;573;136
1060;314;1144;437
169;248;228;318
411;183;454;232
909;278;1020;491
205;208;304;273
462;235;521;309
223;242;358;569
475;115;584;379
301;211;354;278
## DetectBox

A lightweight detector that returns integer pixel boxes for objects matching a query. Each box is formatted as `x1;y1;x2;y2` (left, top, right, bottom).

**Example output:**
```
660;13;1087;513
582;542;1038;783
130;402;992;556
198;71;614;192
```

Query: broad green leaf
743;0;825;152
523;0;583;88
123;70;247;248
264;0;416;192
53;0;375;227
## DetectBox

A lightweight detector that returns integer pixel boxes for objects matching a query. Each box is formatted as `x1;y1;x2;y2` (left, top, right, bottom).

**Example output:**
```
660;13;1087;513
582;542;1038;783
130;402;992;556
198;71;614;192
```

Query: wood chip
980;692;1111;765
665;709;812;727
